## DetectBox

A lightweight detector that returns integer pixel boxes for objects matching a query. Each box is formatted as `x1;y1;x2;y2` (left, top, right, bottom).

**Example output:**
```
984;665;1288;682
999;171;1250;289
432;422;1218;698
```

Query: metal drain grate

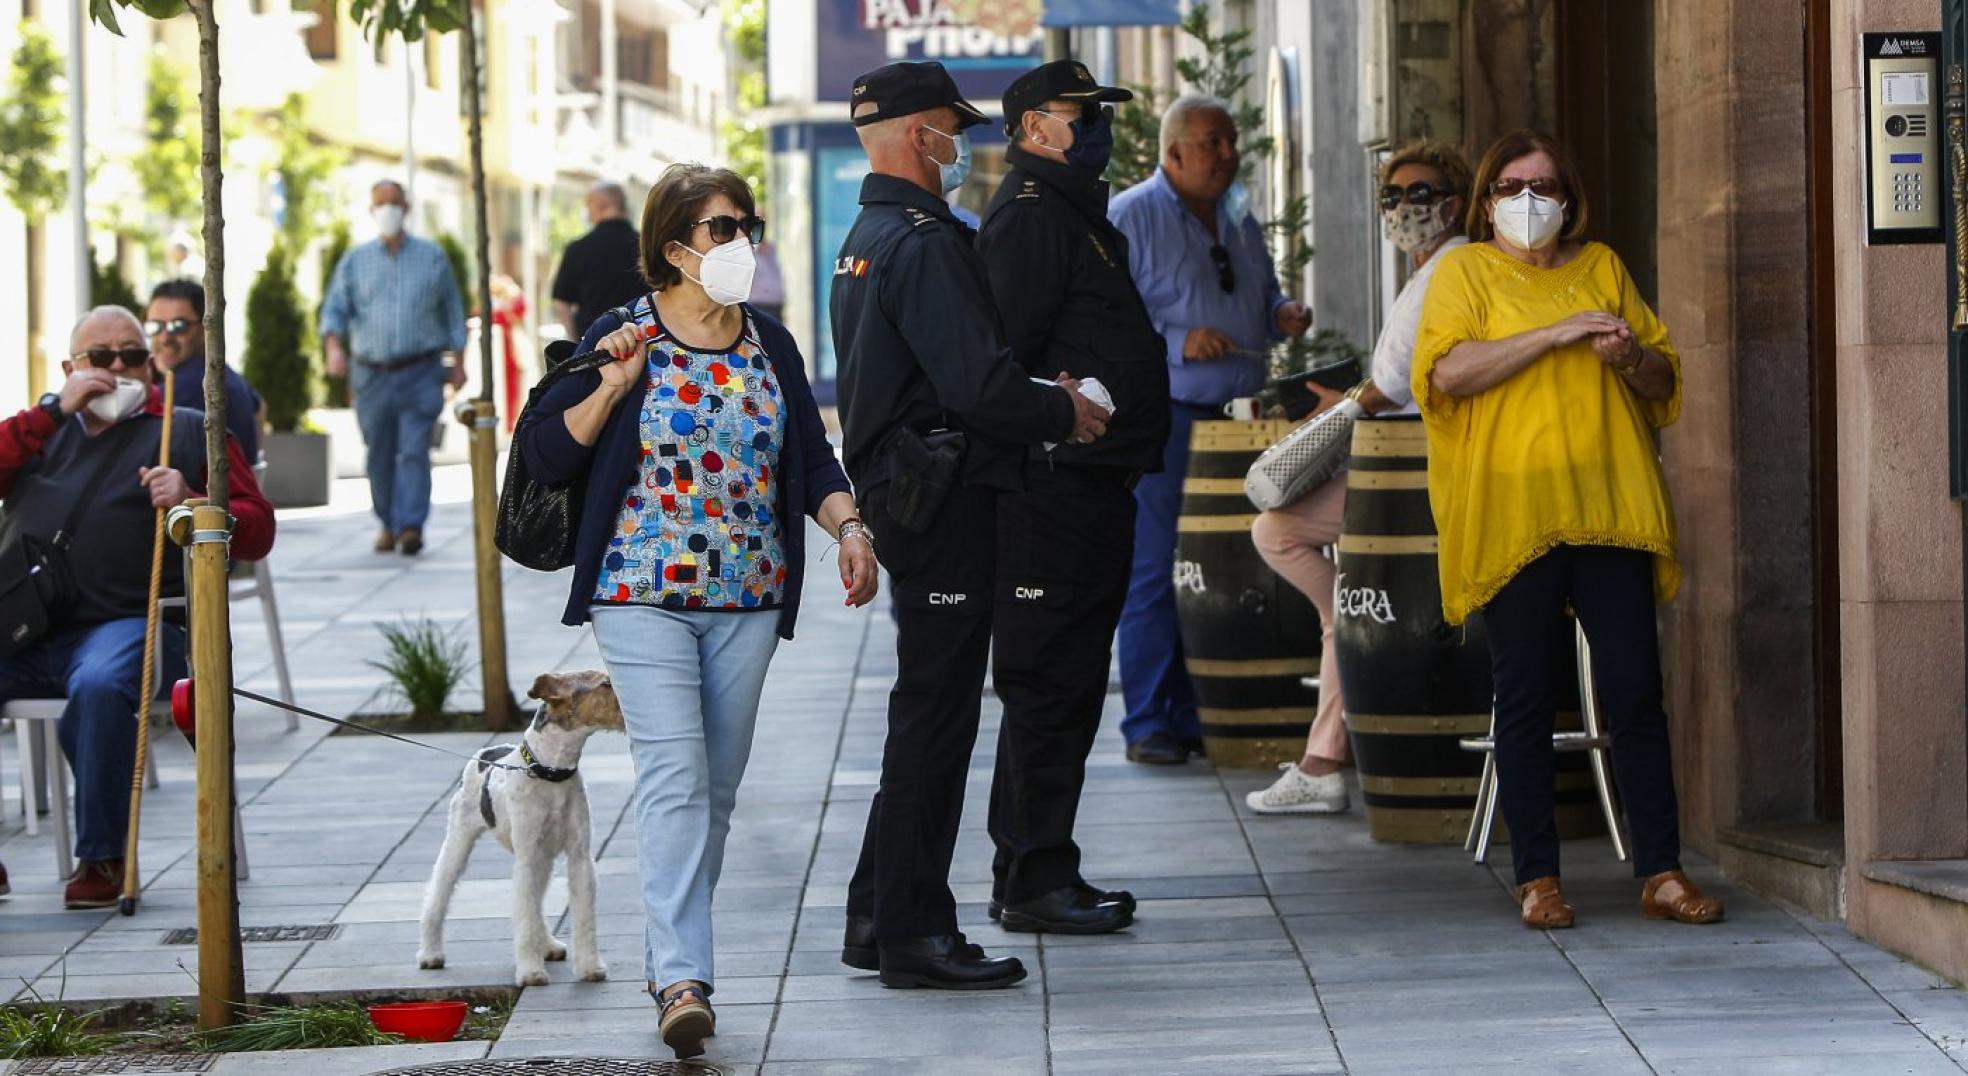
10;1055;216;1074
161;924;341;945
371;1060;727;1076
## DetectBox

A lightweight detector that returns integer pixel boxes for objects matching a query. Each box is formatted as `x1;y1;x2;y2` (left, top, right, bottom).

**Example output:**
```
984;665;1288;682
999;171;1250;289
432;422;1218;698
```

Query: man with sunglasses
831;60;1112;991
146;280;263;467
1107;95;1312;766
968;59;1166;938
0;306;274;908
320;179;468;556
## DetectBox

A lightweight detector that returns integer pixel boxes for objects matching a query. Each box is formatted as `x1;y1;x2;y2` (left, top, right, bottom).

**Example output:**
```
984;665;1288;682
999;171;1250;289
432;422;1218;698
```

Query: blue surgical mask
1221;180;1251;230
923;124;973;194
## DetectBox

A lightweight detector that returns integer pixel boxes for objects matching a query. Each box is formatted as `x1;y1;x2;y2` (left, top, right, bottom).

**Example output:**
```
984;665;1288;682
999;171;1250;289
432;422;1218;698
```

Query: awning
1041;0;1182;28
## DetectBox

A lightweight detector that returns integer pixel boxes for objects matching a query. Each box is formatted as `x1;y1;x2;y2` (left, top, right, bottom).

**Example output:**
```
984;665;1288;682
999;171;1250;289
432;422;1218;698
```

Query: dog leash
231;687;532;774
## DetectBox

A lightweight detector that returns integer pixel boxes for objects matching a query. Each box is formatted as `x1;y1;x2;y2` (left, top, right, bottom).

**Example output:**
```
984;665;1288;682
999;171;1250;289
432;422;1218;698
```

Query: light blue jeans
351;356;445;533
589;604;780;993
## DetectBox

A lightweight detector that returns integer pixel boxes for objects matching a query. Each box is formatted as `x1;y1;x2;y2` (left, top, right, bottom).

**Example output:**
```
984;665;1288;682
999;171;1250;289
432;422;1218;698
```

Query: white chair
8;698;162;881
1460;622;1631;865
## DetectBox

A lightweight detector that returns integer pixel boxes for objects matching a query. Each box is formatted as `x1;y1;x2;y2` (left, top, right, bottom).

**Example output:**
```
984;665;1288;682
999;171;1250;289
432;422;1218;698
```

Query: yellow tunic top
1410;241;1681;625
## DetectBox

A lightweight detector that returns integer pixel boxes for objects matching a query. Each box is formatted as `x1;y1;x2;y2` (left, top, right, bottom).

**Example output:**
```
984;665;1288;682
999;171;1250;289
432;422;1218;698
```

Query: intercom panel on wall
1863;31;1943;245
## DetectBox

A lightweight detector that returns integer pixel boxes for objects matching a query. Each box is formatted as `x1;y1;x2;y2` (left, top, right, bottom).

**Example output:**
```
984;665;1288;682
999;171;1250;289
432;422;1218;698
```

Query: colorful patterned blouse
593;306;786;610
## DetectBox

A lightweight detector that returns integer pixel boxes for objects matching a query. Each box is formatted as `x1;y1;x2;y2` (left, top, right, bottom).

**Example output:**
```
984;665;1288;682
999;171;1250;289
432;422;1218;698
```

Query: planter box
261;430;333;508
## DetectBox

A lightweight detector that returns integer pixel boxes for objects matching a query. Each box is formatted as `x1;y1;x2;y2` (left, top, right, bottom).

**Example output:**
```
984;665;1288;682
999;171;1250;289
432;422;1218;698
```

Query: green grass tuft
0;1003;117;1059
196;1002;407;1052
369;616;471;720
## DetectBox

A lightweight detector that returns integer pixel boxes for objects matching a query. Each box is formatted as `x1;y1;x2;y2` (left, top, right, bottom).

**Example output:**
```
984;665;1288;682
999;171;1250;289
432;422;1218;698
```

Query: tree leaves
0;22;68;223
345;0;465;47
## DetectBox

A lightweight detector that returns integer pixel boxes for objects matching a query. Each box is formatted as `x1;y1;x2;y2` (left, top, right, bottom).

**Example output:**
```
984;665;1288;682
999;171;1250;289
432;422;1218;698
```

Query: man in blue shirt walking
321;179;467;556
1108;95;1311;764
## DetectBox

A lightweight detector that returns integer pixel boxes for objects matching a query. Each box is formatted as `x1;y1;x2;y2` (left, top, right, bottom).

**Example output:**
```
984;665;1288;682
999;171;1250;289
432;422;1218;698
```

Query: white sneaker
1246;763;1349;814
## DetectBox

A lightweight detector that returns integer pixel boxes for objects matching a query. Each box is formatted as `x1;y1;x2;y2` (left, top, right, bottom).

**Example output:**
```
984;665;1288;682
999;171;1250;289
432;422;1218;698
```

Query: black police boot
1179;736;1208;760
1000;885;1133;935
841;915;878;971
1074;880;1137;914
878;935;1027;990
1125;732;1186;765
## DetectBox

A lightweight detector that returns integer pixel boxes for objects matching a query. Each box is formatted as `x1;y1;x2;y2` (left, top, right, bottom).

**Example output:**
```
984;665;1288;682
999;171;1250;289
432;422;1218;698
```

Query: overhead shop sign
817;0;1177;102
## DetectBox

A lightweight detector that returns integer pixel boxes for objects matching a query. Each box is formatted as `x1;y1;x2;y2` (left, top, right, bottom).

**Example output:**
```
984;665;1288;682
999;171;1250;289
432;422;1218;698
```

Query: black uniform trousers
1481;544;1683;886
847;481;999;940
986;465;1137;904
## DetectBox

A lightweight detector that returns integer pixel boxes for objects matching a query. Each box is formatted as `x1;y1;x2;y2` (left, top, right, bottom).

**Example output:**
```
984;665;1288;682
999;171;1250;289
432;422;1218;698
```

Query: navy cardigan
515;302;853;639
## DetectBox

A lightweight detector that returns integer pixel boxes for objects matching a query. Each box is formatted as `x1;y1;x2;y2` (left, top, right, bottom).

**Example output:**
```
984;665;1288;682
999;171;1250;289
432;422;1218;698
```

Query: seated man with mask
0;306;275;908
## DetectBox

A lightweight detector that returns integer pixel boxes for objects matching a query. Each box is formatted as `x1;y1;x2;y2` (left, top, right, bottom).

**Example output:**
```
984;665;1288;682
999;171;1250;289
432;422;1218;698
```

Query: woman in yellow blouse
1412;131;1722;930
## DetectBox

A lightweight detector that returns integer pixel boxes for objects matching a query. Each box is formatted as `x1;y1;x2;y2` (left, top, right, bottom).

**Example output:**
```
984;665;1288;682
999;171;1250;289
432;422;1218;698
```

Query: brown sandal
655;980;715;1059
1641;870;1725;924
1518;876;1576;929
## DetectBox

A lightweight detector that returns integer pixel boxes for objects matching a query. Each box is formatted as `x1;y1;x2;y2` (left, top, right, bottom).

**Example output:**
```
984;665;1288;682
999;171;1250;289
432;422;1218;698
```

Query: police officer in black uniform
831;61;1112;990
975;61;1171;937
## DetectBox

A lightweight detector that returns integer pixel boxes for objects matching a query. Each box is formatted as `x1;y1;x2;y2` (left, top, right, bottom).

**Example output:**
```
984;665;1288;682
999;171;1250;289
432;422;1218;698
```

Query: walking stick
120;374;175;916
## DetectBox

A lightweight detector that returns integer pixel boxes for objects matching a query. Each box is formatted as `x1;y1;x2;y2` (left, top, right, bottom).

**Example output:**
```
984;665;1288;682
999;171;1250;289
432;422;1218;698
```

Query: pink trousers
1250;475;1351;765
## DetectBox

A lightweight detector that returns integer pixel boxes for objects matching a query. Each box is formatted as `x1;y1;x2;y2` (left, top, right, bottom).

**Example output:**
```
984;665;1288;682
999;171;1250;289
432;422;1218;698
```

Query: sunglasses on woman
1489;176;1565;199
1379;181;1452;211
72;347;151;370
690;214;766;246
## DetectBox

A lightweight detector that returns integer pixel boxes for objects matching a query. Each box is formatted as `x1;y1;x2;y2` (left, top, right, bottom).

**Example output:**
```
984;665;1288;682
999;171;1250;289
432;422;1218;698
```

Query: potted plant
243;242;332;507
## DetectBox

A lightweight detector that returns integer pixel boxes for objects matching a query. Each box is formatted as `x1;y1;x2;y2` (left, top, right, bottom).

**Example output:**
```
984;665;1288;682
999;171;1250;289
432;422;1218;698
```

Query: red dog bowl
368;1000;469;1042
171;679;196;743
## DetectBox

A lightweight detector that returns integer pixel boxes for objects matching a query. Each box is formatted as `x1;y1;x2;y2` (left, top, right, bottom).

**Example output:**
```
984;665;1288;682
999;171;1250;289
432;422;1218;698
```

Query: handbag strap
51;416;150;551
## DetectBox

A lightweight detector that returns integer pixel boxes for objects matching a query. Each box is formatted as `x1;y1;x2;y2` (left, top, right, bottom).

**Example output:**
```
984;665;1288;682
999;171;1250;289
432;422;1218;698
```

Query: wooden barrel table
1173;419;1321;769
1337;417;1604;843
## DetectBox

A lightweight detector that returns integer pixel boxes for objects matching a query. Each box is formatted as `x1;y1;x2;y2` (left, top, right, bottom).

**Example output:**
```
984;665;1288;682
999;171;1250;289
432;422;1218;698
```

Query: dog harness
475;738;579;829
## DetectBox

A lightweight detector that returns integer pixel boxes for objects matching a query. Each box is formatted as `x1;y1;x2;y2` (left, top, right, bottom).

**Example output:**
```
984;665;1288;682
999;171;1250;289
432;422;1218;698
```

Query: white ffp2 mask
373;204;406;238
677;237;757;307
1491;189;1565;251
86;377;149;425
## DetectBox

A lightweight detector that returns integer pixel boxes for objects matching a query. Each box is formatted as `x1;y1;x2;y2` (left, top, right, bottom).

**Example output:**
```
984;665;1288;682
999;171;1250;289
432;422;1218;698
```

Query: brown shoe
64;859;122;909
1517;876;1575;929
0;859;10;896
1642;869;1725;924
655;980;714;1060
399;529;424;556
374;530;397;553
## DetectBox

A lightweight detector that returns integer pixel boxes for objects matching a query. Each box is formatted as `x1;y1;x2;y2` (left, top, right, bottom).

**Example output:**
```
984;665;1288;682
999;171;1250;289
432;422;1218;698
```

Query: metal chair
1460;622;1630;864
8;698;168;881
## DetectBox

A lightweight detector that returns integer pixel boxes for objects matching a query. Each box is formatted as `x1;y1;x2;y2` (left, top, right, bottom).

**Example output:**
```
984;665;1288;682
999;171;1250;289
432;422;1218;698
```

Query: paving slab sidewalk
1;465;1964;1075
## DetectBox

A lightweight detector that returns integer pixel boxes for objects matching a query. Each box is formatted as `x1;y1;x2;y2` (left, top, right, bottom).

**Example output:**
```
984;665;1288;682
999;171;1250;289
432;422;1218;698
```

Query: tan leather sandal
655;980;715;1059
1518;875;1576;929
1641;869;1725;924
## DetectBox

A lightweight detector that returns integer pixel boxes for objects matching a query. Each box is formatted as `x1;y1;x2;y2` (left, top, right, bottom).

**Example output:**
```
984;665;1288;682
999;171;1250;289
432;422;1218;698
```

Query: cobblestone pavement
3;466;1966;1075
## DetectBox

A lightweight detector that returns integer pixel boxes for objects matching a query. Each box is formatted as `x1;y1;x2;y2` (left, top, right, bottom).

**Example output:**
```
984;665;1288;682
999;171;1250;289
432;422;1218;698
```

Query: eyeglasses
690;214;766;246
144;318;194;338
1209;244;1235;293
72;347;151;370
1035;102;1113;125
1488;176;1565;199
1379;181;1452;211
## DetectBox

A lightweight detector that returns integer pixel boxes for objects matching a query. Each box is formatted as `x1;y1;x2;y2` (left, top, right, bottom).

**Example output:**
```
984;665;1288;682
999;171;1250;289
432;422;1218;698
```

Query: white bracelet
838;521;875;552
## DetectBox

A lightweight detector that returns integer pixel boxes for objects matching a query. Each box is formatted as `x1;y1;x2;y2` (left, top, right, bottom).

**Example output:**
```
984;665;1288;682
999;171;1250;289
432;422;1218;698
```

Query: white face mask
1382;202;1454;255
1491;189;1565;251
86;377;150;426
675;237;757;307
373;204;406;238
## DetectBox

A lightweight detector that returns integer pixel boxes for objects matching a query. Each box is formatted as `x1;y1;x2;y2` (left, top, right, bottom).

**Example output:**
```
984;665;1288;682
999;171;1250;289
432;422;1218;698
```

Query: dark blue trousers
0;619;186;861
1481;545;1682;885
1116;402;1204;747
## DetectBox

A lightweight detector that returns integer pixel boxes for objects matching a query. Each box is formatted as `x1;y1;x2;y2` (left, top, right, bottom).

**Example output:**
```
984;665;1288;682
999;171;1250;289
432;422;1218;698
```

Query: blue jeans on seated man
1116;401;1203;747
0;618;187;861
589;604;779;993
352;356;446;535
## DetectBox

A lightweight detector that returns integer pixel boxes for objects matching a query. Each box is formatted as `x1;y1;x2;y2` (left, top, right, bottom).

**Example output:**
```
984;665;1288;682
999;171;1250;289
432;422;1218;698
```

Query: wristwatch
36;392;63;424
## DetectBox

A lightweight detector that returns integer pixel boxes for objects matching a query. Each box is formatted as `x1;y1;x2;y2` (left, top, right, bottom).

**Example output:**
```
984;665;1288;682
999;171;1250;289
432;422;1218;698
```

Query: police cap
1001;60;1132;137
850;61;989;129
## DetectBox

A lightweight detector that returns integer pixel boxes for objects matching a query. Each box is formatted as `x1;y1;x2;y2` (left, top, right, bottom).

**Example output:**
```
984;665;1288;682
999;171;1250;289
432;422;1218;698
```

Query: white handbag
1243;397;1365;511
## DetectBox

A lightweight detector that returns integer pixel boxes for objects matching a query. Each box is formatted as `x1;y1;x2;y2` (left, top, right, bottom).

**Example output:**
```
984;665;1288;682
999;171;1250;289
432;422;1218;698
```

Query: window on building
301;0;337;60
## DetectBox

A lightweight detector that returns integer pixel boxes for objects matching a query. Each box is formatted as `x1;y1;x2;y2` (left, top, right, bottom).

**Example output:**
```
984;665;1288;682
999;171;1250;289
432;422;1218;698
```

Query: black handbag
495;313;642;571
0;419;145;655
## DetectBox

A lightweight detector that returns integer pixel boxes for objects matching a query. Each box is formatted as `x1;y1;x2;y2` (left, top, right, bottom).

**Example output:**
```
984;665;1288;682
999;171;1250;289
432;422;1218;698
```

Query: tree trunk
463;10;494;397
197;0;228;507
25;221;44;401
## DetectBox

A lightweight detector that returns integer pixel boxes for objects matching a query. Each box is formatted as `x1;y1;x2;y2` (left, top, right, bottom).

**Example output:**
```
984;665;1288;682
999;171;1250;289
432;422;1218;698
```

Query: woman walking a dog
517;163;878;1058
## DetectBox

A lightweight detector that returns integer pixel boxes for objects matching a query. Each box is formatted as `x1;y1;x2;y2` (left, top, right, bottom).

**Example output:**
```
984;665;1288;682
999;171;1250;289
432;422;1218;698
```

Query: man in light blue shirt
321;179;467;556
1108;95;1311;764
